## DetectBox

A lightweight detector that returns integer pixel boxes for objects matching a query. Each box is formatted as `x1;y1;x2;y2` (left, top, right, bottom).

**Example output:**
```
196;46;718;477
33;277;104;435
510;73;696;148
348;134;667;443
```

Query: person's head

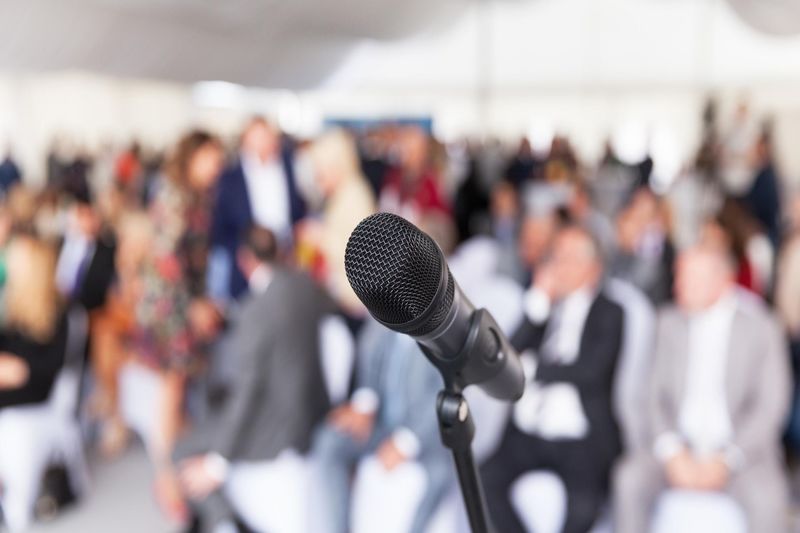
400;127;430;177
5;236;59;342
166;130;223;192
70;199;101;238
491;182;519;222
546;225;603;297
237;225;278;281
240;117;280;163
309;129;363;197
518;210;559;269
674;245;736;313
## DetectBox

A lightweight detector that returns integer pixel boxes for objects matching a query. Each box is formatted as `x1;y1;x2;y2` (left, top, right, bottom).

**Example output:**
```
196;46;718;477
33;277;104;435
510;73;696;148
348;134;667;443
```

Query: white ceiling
1;0;800;90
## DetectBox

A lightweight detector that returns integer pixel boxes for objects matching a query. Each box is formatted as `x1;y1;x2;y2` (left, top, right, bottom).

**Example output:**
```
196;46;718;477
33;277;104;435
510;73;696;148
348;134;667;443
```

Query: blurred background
2;0;800;532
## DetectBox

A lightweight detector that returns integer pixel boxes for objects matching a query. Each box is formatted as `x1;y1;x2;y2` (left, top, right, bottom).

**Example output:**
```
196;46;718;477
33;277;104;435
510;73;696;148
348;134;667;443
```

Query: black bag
35;464;78;521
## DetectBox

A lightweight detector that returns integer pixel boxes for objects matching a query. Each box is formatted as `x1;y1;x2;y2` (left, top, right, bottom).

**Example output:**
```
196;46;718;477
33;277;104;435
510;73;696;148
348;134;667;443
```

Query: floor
24;444;173;533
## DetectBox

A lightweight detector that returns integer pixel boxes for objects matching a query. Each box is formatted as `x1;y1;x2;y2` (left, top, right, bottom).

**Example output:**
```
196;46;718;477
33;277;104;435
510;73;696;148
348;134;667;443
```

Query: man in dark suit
55;196;116;312
481;225;624;533
209;117;306;303
175;225;334;532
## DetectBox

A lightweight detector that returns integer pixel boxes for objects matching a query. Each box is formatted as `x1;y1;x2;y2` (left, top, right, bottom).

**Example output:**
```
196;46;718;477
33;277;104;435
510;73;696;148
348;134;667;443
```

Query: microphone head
345;212;454;336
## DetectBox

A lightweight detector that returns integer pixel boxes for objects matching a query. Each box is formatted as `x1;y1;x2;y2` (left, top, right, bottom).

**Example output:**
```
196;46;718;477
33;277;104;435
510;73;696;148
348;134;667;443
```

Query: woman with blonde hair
299;129;375;314
0;236;68;531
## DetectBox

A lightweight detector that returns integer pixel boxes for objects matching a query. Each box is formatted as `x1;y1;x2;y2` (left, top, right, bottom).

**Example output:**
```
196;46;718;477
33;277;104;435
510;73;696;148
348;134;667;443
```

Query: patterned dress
131;179;212;374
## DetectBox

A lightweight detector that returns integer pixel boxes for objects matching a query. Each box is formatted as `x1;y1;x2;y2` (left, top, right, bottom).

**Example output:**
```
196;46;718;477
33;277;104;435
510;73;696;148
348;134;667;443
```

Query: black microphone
344;212;524;401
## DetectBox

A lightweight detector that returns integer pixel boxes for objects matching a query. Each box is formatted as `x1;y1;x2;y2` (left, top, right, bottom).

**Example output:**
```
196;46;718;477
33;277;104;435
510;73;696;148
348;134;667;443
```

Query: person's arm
649;311;685;462
510;287;550;353
0;318;67;407
533;301;623;392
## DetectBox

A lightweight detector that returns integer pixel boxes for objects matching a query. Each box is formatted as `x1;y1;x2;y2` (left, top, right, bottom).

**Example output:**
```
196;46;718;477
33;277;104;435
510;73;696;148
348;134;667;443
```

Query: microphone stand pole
436;388;494;533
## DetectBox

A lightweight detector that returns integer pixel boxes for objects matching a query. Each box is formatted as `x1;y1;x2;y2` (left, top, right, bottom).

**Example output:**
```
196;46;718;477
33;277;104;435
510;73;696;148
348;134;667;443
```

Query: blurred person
718;101;759;195
776;193;800;455
742;128;782;248
700;198;773;296
543;135;579;185
488;180;520;246
55;195;116;312
481;225;624;533
210;117;306;303
508;208;561;285
129;129;224;520
0;236;68;531
505;137;539;189
297;129;375;314
379;126;449;223
174;225;335;533
610;188;674;304
7;185;39;236
567;182;615;257
311;318;451;533
0;150;21;197
614;245;791;533
89;211;149;457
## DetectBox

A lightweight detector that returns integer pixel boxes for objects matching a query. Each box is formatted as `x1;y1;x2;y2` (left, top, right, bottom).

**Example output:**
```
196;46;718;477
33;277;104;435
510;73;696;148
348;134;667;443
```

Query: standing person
298;129;375;315
481;225;624;533
614;245;791;533
130;130;224;521
210;117;306;302
379;127;449;224
742;129;782;248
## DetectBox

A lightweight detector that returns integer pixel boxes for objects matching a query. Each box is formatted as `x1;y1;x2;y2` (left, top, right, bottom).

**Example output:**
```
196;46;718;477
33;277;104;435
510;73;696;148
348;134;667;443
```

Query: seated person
481;225;624;533
0;236;69;532
614;244;791;533
173;226;335;532
312;318;452;533
0;236;67;409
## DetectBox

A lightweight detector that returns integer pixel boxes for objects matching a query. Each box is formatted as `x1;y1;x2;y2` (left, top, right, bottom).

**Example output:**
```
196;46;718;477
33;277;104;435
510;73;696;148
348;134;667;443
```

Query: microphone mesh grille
344;212;452;334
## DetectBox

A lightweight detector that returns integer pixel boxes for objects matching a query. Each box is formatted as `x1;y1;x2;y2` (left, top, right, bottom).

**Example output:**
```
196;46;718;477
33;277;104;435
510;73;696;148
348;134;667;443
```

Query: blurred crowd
0;98;798;533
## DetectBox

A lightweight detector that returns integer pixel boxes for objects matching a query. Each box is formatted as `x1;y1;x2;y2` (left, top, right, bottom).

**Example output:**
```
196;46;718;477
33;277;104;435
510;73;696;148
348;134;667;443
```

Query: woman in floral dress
130;130;224;521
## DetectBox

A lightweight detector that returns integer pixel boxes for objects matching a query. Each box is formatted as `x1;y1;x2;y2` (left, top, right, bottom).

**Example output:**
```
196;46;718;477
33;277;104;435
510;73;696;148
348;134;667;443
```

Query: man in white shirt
614;244;791;533
209;117;306;302
482;225;625;533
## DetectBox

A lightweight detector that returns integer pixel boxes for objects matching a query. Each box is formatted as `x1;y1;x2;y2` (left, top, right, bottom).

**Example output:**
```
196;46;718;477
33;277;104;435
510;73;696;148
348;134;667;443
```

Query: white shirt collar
248;264;273;294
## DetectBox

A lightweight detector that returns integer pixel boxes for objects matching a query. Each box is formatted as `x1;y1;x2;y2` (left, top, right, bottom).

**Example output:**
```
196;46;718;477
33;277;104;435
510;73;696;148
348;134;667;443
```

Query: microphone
344;212;524;401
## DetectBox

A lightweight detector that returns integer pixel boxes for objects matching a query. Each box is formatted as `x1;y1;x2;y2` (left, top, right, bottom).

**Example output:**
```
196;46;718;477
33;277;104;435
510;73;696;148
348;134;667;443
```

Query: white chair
651;490;747;533
0;306;91;532
224;450;310;533
350;457;458;533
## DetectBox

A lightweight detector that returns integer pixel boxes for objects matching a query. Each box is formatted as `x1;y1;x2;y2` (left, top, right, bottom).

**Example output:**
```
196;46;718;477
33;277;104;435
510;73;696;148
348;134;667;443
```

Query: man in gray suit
311;318;452;533
614;244;791;533
176;225;335;532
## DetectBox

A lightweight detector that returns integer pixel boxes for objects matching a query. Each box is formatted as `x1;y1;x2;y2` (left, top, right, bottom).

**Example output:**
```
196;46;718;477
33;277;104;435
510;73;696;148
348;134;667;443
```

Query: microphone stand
436;388;493;533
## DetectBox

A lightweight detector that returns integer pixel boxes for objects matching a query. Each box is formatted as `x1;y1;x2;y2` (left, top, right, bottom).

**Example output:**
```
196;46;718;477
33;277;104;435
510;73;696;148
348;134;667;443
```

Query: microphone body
344;213;524;401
